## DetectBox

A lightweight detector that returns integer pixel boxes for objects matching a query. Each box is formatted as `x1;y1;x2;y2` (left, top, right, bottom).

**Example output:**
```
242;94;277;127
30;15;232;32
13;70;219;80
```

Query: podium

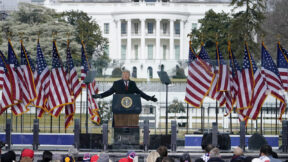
112;94;142;148
112;94;142;127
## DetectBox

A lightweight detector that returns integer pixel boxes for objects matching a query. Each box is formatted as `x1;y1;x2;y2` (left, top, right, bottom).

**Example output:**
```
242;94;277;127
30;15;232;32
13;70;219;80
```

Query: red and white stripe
217;64;230;92
88;80;100;124
0;66;4;89
34;68;50;110
278;68;288;91
242;70;267;119
236;68;254;109
47;68;72;117
185;58;215;108
261;68;286;120
0;72;14;114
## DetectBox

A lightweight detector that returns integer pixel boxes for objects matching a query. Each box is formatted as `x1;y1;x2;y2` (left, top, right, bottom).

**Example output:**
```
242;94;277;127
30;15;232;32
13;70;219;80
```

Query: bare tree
263;0;288;57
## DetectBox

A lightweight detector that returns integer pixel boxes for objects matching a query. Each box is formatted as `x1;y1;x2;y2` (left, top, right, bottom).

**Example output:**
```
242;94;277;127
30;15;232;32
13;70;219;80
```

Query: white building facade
44;0;232;78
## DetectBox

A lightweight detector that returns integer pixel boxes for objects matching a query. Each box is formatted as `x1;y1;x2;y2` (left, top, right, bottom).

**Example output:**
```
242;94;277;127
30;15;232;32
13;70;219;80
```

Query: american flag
65;40;82;128
236;43;255;109
8;40;31;115
242;43;267;120
216;43;230;92
0;51;14;114
216;43;232;115
81;40;90;88
46;41;72;117
228;42;241;106
81;41;101;124
277;42;288;91
7;40;21;102
33;41;50;118
207;44;226;107
185;42;215;108
20;41;37;103
261;43;286;120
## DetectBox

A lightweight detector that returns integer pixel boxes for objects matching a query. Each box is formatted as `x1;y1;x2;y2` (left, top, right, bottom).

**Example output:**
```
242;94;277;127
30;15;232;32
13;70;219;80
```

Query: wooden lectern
112;94;142;127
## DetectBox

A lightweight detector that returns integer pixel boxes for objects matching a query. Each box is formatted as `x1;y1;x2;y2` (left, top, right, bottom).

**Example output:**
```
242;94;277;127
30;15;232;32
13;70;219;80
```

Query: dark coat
99;79;152;100
208;157;225;162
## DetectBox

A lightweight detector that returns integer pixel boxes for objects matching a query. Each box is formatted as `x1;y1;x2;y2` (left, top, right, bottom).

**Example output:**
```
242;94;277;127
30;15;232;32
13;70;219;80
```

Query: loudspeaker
201;133;231;150
79;133;102;149
248;133;267;150
149;135;171;149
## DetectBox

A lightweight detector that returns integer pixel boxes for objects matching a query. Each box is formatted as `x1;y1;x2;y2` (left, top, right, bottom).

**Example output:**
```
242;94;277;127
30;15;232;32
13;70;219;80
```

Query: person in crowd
207;148;224;162
146;151;160;162
19;149;34;162
119;151;136;162
270;151;278;159
251;158;262;162
97;154;110;162
201;144;214;162
162;157;174;162
40;150;53;162
63;156;75;162
51;154;62;162
1;150;16;162
259;145;281;162
90;154;99;162
179;153;191;162
231;147;245;162
243;156;253;162
195;159;205;162
83;153;91;162
156;146;168;162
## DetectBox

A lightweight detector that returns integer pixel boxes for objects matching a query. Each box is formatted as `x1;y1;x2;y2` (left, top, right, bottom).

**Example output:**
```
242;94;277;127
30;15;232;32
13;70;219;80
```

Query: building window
132;66;137;78
174;22;180;35
148;66;153;78
134;23;139;34
163;45;167;60
147;22;154;34
104;45;109;56
162;22;167;34
121;22;127;35
145;0;156;2
175;45;180;60
192;23;197;30
134;44;139;60
121;45;126;59
148;44;153;60
104;23;109;34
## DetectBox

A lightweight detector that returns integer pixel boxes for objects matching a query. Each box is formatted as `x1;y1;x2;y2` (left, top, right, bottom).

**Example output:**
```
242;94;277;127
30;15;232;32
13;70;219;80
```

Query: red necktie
125;81;128;90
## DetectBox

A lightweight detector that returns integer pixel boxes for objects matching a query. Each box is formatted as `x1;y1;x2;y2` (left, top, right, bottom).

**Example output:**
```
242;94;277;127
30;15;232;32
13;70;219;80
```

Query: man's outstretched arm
93;82;115;98
133;82;157;102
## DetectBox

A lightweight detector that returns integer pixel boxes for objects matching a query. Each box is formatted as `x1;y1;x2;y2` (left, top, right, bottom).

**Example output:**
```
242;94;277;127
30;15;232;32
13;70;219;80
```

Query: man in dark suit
93;70;157;102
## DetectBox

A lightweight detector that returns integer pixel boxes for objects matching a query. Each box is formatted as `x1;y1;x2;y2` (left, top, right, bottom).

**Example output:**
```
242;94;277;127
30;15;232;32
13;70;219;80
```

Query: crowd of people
0;144;286;162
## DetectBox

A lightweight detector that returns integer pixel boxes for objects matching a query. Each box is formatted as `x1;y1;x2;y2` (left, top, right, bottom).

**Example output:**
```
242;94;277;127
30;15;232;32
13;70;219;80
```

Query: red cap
90;155;99;162
119;158;133;162
21;149;34;158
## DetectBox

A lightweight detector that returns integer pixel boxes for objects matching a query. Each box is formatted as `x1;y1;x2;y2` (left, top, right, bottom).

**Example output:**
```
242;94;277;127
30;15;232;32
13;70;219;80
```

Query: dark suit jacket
99;79;152;101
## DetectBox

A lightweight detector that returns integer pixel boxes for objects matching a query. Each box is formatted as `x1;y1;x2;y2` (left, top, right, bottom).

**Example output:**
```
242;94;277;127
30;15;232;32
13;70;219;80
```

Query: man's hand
92;94;101;99
150;95;157;102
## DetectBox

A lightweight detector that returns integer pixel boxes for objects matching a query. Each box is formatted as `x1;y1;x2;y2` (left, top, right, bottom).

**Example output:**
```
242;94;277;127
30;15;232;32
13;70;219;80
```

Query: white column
117;19;122;59
127;19;131;61
180;19;184;60
169;19;175;59
156;19;161;60
141;18;145;60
